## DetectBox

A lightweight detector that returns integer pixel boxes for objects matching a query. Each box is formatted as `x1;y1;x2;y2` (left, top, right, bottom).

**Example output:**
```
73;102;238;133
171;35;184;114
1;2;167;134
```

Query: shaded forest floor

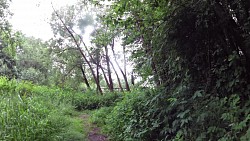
80;112;108;141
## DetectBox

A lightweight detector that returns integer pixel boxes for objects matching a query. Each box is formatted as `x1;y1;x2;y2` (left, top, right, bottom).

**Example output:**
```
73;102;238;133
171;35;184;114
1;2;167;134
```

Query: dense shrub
73;91;123;110
98;87;250;141
103;89;164;141
98;0;250;140
91;106;114;127
30;84;123;111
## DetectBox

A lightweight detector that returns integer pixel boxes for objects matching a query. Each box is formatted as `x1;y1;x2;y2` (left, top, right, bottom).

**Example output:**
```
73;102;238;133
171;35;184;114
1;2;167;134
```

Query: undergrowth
73;92;122;110
0;77;86;140
91;88;250;141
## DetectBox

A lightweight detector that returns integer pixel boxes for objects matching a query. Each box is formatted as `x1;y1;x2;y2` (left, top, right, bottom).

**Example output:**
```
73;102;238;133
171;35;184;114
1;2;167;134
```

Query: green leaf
192;90;203;99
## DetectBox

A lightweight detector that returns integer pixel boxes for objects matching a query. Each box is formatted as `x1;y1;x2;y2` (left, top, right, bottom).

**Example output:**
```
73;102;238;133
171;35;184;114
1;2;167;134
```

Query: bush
101;87;250;141
103;89;164;141
31;84;123;111
91;107;114;127
73;91;122;110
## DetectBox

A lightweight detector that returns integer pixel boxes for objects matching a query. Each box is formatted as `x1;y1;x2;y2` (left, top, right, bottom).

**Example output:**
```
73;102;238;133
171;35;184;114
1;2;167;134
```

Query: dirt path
80;114;108;141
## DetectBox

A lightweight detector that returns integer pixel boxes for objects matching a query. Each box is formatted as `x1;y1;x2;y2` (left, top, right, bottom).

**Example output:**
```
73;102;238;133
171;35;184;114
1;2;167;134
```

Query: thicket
91;0;250;140
73;92;122;110
93;87;250;140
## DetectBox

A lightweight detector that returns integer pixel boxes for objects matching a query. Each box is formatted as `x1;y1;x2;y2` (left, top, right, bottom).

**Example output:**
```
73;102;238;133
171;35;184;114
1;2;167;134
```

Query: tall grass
0;77;85;140
0;76;122;140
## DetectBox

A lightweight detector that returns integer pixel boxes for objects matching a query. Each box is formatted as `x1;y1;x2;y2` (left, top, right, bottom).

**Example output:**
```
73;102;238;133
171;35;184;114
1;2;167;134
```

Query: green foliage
90;0;250;140
73;91;122;110
101;90;163;141
0;77;85;140
96;88;250;141
16;36;52;85
0;27;19;79
90;106;113;127
1;0;249;140
0;0;20;79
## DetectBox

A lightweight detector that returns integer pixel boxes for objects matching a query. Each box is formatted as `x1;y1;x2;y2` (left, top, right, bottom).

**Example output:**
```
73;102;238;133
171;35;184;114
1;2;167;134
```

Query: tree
92;0;250;140
50;2;134;92
0;0;19;79
15;35;52;84
110;39;130;91
50;4;104;93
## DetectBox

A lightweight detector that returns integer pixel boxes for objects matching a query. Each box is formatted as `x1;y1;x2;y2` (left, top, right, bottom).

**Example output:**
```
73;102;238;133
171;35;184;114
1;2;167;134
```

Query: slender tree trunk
131;71;135;85
52;7;103;94
123;45;127;76
75;34;111;90
79;65;91;89
96;60;101;94
110;59;124;92
99;64;112;91
105;45;114;92
111;39;130;91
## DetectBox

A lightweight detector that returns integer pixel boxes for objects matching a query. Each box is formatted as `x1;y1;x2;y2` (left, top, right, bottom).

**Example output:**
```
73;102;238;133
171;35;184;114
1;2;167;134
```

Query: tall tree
104;45;114;91
79;64;91;88
110;39;130;91
50;4;103;93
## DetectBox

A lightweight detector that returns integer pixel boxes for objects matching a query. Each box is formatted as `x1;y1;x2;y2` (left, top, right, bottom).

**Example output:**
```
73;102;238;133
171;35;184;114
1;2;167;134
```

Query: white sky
9;0;77;40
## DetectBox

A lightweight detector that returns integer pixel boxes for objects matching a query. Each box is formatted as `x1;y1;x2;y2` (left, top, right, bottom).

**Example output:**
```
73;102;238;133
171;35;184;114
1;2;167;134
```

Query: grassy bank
0;77;121;140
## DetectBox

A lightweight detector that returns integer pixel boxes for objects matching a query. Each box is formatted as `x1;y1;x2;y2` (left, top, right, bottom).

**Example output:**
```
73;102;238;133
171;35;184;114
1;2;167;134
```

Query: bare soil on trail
80;114;108;141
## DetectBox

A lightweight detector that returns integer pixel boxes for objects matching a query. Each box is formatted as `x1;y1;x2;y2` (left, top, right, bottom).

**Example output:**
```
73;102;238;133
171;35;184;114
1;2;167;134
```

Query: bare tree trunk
123;45;127;76
96;60;101;94
110;59;124;92
99;64;112;91
111;39;130;91
79;65;91;89
52;6;103;94
76;33;114;93
131;71;135;85
75;34;112;90
105;45;114;92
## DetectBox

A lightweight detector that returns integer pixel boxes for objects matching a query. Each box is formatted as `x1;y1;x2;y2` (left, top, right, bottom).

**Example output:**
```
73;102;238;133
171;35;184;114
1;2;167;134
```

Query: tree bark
123;45;127;76
99;64;111;91
110;59;124;92
104;45;114;92
96;58;101;94
111;39;130;91
79;65;91;89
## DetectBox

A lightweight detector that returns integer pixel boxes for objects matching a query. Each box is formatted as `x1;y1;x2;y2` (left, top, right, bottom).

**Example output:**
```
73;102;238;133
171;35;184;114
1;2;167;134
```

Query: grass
0;77;86;140
0;77;122;140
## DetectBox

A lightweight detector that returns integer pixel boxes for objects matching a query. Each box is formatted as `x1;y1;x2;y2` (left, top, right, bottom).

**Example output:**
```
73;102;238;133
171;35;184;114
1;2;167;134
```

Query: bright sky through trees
8;0;134;82
9;0;77;40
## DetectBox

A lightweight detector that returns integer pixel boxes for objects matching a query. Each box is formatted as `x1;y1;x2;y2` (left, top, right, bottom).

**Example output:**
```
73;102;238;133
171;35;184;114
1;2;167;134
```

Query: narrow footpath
80;114;108;141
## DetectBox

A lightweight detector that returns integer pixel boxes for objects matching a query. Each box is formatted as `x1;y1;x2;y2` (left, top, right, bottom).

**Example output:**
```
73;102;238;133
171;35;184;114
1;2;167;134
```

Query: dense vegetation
0;77;86;140
0;0;250;140
0;77;122;140
90;0;250;140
